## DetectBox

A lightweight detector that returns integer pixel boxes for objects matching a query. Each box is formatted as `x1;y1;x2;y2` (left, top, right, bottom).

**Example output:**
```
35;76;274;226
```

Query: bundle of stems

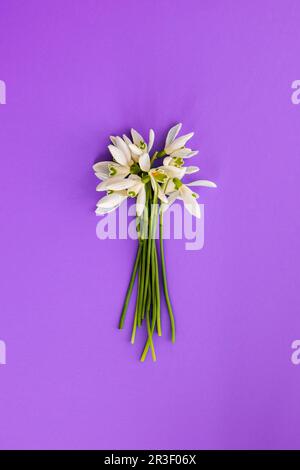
118;181;175;362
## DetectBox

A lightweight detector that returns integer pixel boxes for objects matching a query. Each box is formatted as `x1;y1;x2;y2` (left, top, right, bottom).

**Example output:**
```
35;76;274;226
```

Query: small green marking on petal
173;177;183;190
174;157;184;167
109;165;117;176
154;173;167;183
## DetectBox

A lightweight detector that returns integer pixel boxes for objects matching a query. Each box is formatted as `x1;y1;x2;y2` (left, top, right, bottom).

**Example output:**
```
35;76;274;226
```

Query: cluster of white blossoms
93;123;217;219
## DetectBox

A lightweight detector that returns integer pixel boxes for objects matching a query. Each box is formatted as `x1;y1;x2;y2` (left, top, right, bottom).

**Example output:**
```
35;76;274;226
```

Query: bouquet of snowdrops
93;124;216;361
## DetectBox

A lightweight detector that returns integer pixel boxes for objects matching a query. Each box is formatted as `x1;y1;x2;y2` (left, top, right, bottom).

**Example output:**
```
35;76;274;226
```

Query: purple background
0;0;300;450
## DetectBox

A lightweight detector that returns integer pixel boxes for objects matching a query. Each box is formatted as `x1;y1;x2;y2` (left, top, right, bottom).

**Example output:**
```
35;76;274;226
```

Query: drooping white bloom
163;156;199;175
138;152;151;172
184;166;200;174
186;180;217;188
156;164;186;180
110;136;132;164
96;175;137;192
93;135;134;180
123;128;154;172
95;190;128;215
126;175;147;217
128;128;155;155
93;161;130;180
148;168;168;203
167;148;198;159
164;123;195;156
162;178;217;218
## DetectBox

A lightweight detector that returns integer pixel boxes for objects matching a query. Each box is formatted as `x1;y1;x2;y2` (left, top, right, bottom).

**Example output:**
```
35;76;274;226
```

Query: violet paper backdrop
0;0;300;450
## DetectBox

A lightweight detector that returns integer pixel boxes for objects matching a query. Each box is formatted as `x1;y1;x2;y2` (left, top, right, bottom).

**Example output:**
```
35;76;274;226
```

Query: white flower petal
122;134;132;146
115;136;131;164
127;181;144;196
165;132;194;155
164;179;176;194
159;165;186;179
129;143;143;156
131;128;145;147
108;144;128;166
148;129;155;152
128;174;142;183
163;156;172;166
94;162;129;179
95;205;120;215
187;179;217;188
139;153;150;172
93;161;111;172
110;136;117;145
136;185;146;216
95;171;109;180
165;123;182;148
179;150;199;159
180;186;201;218
96;192;127;209
149;173;157;193
160;191;179;213
170;148;195;158
157;185;168;203
97;176;136;191
112;165;130;177
184;166;200;174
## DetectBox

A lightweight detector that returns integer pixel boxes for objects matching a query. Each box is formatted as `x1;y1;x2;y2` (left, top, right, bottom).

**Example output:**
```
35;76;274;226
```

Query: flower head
93;124;216;220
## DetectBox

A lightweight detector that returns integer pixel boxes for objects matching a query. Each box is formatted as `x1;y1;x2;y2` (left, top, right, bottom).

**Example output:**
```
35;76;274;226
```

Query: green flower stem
119;243;142;329
151;185;161;335
141;239;161;362
146;301;156;362
153;240;161;336
142;187;157;317
150;150;166;167
150;151;158;166
137;185;150;326
160;211;176;343
131;263;140;344
137;240;146;327
145;268;152;317
140;192;162;362
140;298;157;362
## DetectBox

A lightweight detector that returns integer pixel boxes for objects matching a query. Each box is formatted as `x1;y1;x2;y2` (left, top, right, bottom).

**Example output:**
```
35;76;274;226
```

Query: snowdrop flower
95;190;128;215
153;164;186;180
95;173;137;215
96;175;137;192
125;128;155;171
147;168;168;203
164;123;197;158
126;175;147;217
162;178;217;218
93;136;134;180
163;156;199;175
127;128;155;156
